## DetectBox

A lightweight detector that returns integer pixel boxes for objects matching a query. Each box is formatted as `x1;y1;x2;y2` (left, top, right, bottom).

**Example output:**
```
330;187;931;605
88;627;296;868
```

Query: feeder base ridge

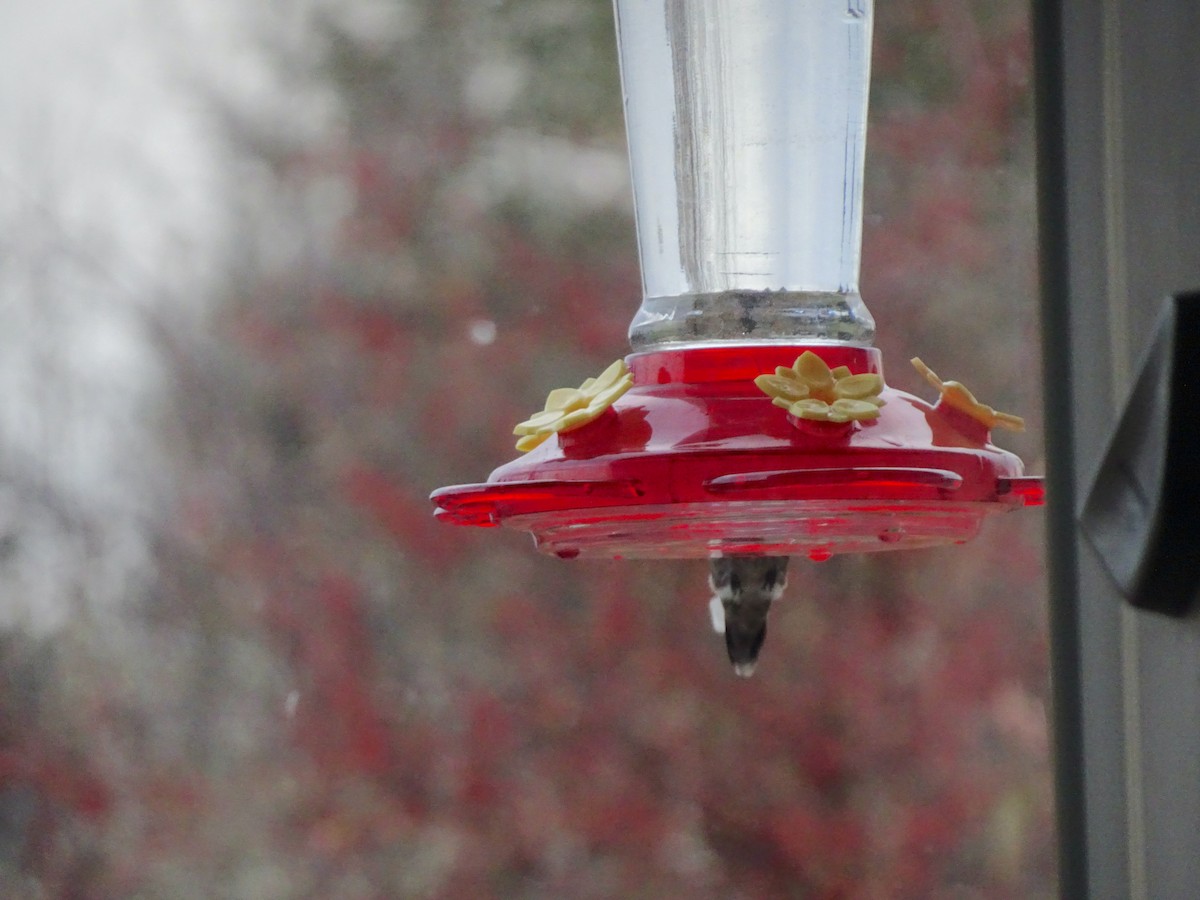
430;344;1043;560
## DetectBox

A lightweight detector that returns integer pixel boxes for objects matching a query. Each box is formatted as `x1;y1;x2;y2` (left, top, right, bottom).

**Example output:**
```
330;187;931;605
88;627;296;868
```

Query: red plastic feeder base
431;344;1043;560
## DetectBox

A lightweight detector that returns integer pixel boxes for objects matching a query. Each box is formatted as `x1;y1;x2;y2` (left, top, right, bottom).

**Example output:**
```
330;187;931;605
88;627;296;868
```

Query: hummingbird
707;555;789;678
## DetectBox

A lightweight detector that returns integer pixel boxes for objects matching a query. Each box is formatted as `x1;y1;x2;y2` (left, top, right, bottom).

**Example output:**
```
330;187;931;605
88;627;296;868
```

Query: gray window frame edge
1034;1;1200;897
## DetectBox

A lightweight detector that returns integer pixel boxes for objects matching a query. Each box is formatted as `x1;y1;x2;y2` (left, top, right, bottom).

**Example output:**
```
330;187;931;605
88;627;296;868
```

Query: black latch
1080;291;1200;617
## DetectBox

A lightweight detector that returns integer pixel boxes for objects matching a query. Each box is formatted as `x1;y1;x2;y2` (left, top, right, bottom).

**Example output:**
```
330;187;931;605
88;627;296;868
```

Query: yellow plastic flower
911;357;1024;432
754;351;885;424
513;359;634;452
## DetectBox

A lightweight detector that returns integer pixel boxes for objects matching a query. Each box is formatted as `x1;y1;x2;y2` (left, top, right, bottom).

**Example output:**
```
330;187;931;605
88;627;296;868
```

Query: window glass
0;1;1051;895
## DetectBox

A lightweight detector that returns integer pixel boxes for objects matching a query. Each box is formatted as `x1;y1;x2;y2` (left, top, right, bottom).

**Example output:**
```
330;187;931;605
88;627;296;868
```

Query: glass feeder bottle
615;0;877;350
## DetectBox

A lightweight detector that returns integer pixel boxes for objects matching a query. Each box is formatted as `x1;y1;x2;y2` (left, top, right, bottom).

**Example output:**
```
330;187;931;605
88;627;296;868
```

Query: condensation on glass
614;0;876;348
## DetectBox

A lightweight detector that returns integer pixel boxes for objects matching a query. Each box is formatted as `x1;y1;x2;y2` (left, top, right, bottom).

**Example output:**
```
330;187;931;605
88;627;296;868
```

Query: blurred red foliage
4;0;1053;896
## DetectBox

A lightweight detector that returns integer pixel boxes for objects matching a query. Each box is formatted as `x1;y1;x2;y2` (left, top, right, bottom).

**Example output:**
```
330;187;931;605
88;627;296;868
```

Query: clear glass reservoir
614;0;876;348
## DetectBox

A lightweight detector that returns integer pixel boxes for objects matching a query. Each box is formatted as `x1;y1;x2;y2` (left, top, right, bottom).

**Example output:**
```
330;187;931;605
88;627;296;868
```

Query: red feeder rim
431;344;1043;560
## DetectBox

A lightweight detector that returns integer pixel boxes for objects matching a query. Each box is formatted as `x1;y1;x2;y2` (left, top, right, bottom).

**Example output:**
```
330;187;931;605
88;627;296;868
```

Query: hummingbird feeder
431;0;1042;562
